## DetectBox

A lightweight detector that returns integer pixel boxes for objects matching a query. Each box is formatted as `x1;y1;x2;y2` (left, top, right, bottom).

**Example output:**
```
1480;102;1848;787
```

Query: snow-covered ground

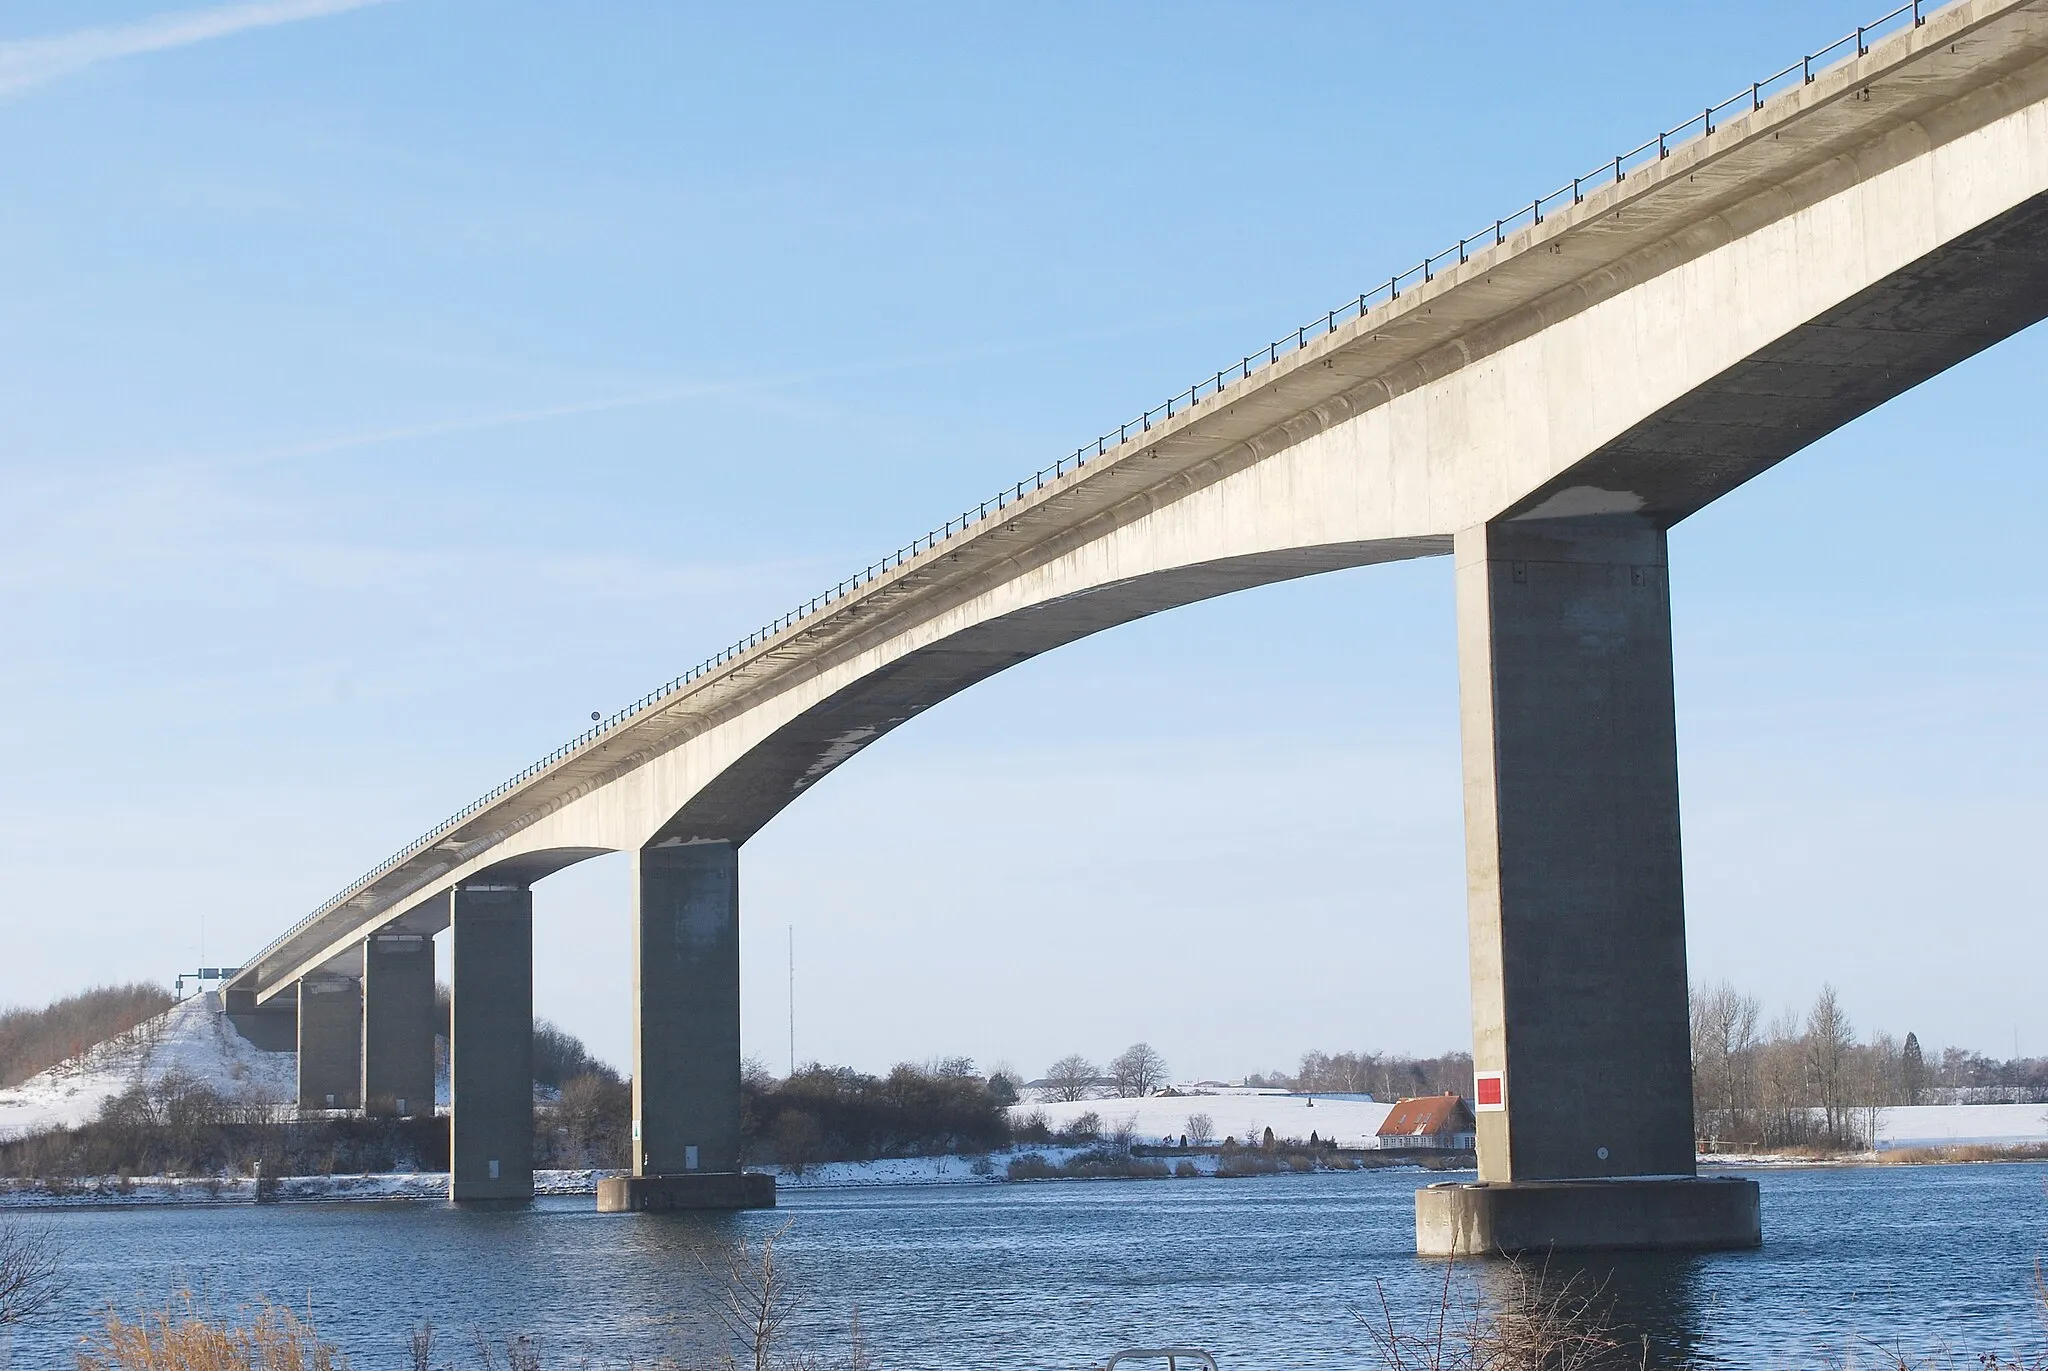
1876;1103;2048;1149
0;1169;612;1207
0;993;296;1139
1013;1088;1396;1149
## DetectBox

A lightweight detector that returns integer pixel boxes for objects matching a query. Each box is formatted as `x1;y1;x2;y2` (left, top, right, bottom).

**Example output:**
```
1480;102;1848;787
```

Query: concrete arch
650;541;1446;846
222;0;2048;1236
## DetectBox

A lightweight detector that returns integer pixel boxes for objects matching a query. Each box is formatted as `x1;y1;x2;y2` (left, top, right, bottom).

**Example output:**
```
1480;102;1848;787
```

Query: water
9;1164;2046;1369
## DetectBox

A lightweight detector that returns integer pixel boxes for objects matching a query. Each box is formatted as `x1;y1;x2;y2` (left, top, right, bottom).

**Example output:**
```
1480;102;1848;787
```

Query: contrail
0;0;396;97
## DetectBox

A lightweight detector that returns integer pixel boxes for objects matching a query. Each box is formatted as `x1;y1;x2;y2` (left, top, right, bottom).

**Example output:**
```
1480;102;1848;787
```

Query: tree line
1692;980;2048;1150
0;984;174;1089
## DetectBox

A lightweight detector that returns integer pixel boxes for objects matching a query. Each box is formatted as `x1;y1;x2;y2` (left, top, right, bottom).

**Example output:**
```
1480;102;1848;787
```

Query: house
1374;1093;1477;1150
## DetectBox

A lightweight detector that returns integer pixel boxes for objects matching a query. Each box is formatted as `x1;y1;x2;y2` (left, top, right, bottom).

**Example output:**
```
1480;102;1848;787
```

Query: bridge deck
232;0;2048;1001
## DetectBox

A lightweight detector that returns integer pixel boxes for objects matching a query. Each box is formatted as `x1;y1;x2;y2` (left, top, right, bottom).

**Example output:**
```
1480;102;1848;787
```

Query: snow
767;1152;1037;1188
1012;1088;1395;1149
1876;1103;2048;1149
0;1169;612;1207
0;994;296;1140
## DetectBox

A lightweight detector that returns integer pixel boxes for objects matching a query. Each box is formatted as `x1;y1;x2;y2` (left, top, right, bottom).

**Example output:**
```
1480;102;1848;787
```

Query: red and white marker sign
1474;1070;1505;1112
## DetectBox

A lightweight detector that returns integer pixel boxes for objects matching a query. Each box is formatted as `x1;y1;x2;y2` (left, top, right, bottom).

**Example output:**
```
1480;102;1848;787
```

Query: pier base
597;1172;776;1213
1416;1177;1760;1256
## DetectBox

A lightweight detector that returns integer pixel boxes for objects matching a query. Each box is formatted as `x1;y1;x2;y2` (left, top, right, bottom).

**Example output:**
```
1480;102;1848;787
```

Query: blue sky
2;0;2042;1080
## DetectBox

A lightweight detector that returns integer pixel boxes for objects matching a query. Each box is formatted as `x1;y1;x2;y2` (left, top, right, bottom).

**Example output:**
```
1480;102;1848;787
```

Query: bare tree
1690;980;1761;1147
1042;1054;1100;1103
1807;985;1856;1146
1184;1112;1215;1147
708;1218;800;1371
1109;1043;1169;1098
0;1218;60;1327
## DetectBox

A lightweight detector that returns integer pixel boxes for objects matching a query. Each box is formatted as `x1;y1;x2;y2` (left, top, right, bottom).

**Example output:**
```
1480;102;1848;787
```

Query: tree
1184;1112;1215;1147
1042;1055;1100;1103
1689;980;1761;1147
1109;1043;1169;1098
0;1218;59;1328
1806;985;1856;1146
1901;1032;1926;1106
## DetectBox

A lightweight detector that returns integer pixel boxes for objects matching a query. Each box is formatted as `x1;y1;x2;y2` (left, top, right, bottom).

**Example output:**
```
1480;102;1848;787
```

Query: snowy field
1012;1089;1396;1149
1876;1103;2048;1149
0;1169;612;1207
0;993;296;1139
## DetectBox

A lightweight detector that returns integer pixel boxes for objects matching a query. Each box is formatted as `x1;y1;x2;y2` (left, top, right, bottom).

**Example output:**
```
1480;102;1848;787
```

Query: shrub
1006;1152;1057;1180
743;1061;1010;1165
1005;1149;1170;1182
543;1073;631;1168
1053;1111;1102;1146
1173;1160;1199;1179
1012;1108;1052;1144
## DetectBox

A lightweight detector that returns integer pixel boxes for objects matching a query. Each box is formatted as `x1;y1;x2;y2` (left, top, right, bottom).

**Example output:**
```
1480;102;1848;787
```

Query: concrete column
296;973;362;1112
1419;515;1757;1254
598;842;772;1211
362;931;436;1118
449;884;533;1202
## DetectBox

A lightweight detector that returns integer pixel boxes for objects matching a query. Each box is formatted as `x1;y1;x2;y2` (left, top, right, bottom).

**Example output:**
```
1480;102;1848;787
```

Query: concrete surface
233;2;2048;1004
295;974;360;1112
1416;1177;1762;1256
1456;518;1696;1185
634;842;743;1178
449;886;533;1202
361;931;435;1118
214;0;2048;1241
596;1172;775;1213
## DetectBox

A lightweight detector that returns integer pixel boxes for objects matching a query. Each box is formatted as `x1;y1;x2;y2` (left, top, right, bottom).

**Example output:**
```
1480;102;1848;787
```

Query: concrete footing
1415;1177;1761;1256
596;1172;776;1213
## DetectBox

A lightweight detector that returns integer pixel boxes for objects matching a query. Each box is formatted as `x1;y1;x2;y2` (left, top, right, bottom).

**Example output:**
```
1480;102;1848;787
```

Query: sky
1;0;2042;1083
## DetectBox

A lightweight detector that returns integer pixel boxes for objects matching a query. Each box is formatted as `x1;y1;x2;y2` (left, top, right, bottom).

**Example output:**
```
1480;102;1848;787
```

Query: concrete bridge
224;0;2048;1248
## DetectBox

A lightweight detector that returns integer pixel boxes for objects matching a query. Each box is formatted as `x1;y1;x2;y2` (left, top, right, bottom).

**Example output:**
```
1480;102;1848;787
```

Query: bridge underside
222;5;2048;1241
1517;187;2048;523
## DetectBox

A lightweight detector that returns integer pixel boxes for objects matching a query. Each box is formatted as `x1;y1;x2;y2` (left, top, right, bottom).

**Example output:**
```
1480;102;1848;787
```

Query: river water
8;1164;2046;1369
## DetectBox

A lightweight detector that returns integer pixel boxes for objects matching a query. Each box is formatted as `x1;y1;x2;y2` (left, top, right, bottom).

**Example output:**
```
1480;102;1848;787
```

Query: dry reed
76;1297;346;1371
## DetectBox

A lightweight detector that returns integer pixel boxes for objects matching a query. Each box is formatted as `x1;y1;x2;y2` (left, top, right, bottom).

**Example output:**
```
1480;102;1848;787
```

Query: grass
1357;1258;1640;1371
1876;1143;2048;1165
77;1299;345;1371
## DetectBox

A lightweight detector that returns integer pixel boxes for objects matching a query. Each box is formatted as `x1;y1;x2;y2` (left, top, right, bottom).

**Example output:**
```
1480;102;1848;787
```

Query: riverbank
7;1137;2045;1208
0;1143;1448;1206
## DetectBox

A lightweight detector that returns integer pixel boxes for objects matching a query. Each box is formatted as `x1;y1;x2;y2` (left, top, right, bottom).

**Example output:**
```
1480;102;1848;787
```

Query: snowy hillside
1014;1087;1396;1148
0;993;295;1139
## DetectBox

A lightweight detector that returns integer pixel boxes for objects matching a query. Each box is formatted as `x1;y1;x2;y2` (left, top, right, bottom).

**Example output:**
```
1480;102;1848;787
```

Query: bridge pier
449;885;534;1202
1420;515;1759;1255
295;972;361;1111
598;841;773;1212
362;931;436;1118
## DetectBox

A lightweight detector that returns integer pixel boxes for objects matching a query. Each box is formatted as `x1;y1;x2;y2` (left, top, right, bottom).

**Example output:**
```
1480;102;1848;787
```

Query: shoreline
3;1144;2042;1209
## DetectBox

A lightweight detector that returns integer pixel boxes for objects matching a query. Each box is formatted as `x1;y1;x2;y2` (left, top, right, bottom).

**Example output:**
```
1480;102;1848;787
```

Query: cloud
0;0;395;97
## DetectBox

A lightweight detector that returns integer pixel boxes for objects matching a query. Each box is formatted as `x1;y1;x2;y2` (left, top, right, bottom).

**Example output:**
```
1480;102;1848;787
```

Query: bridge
224;0;2048;1249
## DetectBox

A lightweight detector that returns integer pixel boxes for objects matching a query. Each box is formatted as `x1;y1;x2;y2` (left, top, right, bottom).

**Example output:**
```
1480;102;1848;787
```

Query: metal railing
269;0;1947;958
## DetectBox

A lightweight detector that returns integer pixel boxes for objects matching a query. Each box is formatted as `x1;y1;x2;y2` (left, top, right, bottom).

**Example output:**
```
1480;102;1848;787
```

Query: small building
1374;1093;1477;1150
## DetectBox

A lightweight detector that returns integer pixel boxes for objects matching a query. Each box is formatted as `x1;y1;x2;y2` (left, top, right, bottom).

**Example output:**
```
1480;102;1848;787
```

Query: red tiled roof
1376;1093;1475;1138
